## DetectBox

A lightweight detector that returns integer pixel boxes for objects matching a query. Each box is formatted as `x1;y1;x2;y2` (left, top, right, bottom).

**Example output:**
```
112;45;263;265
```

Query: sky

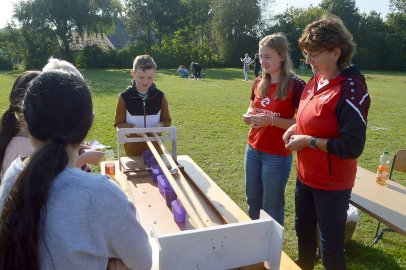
272;0;391;17
0;0;392;29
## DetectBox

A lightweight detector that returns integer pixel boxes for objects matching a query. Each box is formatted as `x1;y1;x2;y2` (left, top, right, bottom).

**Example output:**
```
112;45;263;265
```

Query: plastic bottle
105;146;115;161
376;150;390;186
104;147;115;178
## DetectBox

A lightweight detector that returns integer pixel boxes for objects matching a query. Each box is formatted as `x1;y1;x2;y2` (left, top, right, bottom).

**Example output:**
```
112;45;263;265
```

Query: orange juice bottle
104;146;115;179
376;150;390;186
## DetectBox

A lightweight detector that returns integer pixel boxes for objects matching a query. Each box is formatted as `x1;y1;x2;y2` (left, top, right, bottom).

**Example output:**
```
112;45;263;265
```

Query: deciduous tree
14;0;121;62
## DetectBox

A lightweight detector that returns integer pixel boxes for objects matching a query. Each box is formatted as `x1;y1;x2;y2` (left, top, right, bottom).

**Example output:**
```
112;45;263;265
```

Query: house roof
64;32;115;51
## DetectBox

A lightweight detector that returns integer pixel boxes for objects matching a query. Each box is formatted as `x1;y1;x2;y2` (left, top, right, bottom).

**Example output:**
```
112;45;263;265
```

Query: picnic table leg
371;222;395;245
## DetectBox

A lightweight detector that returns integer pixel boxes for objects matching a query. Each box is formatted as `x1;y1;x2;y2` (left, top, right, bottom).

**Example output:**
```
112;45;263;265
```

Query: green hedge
75;43;223;69
0;57;12;70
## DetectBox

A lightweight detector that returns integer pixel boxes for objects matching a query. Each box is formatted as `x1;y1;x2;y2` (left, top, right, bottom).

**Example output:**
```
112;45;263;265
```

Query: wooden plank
352;166;406;235
152;133;214;228
145;133;213;228
178;155;250;223
142;134;206;228
107;156;223;234
280;252;301;270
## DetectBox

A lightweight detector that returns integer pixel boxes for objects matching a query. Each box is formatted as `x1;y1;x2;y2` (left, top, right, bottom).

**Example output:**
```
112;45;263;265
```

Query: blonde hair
43;57;84;81
133;55;157;71
257;33;294;99
298;14;356;70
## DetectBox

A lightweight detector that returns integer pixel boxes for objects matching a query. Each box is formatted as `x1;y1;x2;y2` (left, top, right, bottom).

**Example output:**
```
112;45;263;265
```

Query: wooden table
351;166;406;236
101;156;301;270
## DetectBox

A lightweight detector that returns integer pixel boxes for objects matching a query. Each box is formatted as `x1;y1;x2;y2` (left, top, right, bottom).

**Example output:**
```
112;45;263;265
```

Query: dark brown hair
0;70;93;270
0;71;40;176
298;14;356;70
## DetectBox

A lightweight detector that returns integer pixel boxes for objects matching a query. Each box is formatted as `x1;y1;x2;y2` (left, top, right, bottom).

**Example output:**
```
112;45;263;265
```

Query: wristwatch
310;137;318;149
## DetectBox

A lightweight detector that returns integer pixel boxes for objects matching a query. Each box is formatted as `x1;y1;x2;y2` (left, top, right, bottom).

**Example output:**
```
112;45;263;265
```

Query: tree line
0;0;405;71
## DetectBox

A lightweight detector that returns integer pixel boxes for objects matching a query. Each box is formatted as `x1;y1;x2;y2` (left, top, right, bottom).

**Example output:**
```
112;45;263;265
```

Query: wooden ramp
102;155;299;270
102;127;300;270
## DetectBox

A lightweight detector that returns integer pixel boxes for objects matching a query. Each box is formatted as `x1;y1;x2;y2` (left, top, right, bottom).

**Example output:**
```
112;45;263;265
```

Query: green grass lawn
1;68;405;269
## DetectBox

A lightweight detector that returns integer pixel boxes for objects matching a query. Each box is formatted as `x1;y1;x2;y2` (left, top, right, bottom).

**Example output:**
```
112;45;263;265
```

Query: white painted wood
261;210;284;270
116;127;178;168
156;210;283;270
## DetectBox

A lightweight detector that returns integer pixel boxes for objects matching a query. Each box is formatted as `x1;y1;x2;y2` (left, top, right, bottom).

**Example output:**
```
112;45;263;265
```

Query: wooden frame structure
106;127;299;270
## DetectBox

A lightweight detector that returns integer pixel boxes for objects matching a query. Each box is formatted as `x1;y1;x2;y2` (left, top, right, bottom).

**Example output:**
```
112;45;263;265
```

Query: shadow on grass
345;241;403;269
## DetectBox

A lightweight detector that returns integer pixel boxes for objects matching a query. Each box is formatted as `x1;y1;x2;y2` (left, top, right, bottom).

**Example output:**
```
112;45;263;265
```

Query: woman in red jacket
283;15;370;270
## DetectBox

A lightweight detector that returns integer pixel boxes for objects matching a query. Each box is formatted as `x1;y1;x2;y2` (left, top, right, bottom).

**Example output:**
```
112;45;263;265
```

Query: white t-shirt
0;158;152;270
242;56;252;65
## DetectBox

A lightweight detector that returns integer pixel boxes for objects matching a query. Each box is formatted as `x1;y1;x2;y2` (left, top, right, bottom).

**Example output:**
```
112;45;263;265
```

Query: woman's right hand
282;124;297;144
242;113;253;125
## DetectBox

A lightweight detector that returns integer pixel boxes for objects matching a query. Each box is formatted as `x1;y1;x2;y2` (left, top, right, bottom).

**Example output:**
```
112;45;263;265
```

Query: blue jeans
244;145;292;225
295;179;351;270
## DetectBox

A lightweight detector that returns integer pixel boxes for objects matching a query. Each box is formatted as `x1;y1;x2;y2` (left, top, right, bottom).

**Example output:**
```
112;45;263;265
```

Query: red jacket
296;66;370;190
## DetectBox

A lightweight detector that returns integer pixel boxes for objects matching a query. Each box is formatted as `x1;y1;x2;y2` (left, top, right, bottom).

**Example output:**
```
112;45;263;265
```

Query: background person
283;14;370;270
42;57;104;169
242;33;305;226
0;71;40;181
0;70;152;270
240;53;252;81
176;65;189;78
114;54;172;156
251;53;261;78
190;61;202;79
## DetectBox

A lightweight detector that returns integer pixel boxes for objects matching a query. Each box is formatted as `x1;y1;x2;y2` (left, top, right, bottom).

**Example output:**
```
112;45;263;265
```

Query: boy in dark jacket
114;55;171;156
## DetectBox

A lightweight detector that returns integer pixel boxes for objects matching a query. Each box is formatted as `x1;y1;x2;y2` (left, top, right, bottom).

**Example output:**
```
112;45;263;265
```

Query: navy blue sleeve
291;76;306;108
327;77;371;158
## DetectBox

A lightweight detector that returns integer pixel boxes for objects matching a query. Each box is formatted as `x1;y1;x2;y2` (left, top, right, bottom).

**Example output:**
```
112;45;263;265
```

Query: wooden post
142;134;207;228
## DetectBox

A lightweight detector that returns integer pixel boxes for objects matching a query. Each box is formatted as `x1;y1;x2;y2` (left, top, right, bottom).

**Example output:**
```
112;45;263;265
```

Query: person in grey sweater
0;70;152;270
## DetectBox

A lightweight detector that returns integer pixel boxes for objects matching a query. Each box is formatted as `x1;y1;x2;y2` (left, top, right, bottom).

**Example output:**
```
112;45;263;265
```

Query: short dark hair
133;55;157;71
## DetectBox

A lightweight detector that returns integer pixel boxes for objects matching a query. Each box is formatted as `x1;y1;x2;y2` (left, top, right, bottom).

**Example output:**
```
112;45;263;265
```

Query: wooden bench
351;166;406;237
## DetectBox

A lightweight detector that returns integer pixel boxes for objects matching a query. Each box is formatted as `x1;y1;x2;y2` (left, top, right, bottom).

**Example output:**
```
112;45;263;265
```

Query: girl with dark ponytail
0;70;152;270
0;71;40;180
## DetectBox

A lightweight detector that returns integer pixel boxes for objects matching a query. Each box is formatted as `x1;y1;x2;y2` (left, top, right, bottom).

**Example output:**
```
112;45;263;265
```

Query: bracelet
271;115;274;127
